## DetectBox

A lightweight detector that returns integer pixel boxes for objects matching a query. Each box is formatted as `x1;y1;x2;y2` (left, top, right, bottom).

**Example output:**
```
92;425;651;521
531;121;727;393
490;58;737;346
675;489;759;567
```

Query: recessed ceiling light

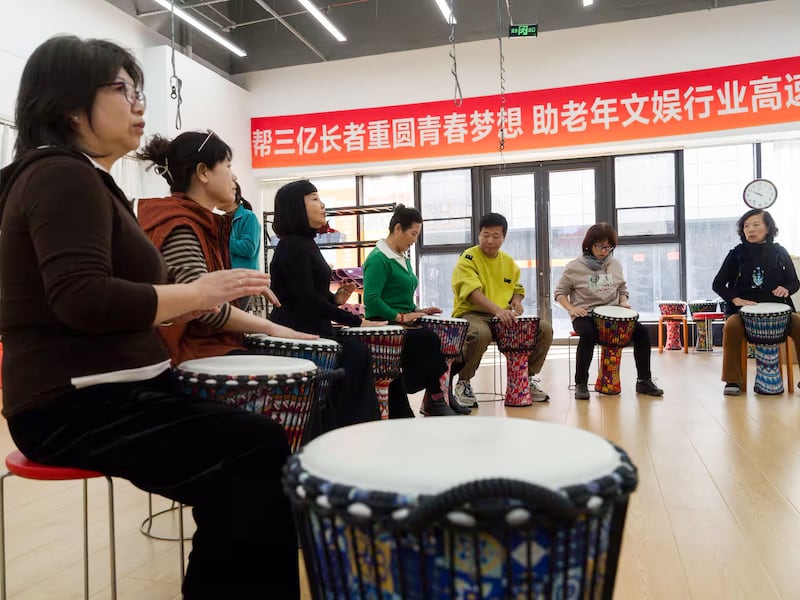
434;0;456;24
583;0;594;6
151;0;247;57
296;0;347;42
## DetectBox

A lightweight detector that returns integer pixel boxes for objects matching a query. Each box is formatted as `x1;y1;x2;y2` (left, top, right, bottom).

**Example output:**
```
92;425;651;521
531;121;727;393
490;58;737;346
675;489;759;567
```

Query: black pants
572;316;652;385
6;372;299;600
388;326;448;417
331;336;382;426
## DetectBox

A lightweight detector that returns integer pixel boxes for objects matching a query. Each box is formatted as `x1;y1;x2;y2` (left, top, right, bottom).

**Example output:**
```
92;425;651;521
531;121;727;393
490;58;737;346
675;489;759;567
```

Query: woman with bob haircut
137;130;313;365
363;204;468;416
554;222;663;401
712;208;800;395
269;179;385;426
0;36;300;599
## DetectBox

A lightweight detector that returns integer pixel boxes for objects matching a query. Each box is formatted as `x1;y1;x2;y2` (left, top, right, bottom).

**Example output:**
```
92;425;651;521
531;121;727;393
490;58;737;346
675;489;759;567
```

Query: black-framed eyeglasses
197;129;216;153
98;80;146;107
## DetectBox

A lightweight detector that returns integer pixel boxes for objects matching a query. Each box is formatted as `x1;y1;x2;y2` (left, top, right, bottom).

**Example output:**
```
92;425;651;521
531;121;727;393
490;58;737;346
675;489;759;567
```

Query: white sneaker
528;376;550;402
454;380;478;408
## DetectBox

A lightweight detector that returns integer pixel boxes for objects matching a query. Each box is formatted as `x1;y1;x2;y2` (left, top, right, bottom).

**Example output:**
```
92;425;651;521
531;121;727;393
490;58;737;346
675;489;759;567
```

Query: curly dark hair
737;208;778;242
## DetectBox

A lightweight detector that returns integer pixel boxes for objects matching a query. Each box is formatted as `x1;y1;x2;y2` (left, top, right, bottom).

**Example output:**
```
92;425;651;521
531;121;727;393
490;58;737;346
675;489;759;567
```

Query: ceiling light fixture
296;0;347;42
151;0;247;57
434;0;456;24
583;0;594;6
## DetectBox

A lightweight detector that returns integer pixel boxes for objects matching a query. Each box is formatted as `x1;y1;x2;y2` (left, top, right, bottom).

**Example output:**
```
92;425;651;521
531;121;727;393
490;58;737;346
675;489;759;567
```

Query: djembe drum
689;300;718;351
739;302;792;394
418;315;468;400
284;417;638;600
592;306;639;394
488;315;539;406
336;325;405;419
657;301;686;350
174;355;318;453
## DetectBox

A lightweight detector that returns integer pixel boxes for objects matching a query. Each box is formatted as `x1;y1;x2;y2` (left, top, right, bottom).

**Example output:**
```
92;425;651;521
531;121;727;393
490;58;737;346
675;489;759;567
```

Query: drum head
592;305;638;320
339;325;405;335
177;355;316;377
739;302;791;316
246;334;340;349
419;315;468;324
298;418;622;497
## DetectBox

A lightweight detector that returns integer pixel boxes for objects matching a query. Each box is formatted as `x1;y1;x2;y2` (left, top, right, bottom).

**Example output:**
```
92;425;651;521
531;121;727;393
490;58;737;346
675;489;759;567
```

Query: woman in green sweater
363;205;469;417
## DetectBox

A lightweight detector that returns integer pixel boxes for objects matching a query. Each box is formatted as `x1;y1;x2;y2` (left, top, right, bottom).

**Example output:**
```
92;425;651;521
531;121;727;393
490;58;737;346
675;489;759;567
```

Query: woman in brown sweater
0;36;299;599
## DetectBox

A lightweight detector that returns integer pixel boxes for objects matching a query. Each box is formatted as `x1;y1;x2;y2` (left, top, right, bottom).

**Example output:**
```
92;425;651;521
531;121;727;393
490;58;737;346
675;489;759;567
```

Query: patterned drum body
336;326;405;419
489;316;540;407
592;306;639;395
658;301;687;350
285;418;638;600
740;303;792;394
174;355;317;452
418;316;469;405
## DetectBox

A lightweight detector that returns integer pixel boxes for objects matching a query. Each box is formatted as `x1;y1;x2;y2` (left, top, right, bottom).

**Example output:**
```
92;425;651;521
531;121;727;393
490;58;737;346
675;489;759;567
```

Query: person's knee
537;320;553;347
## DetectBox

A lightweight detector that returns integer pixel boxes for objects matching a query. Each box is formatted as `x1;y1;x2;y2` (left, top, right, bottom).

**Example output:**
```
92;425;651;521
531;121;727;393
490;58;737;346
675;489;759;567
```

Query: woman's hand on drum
360;318;388;327
568;306;588;319
772;286;790;299
493;308;517;326
190;269;272;310
619;301;632;309
419;307;442;315
334;281;357;305
265;321;319;340
732;297;757;307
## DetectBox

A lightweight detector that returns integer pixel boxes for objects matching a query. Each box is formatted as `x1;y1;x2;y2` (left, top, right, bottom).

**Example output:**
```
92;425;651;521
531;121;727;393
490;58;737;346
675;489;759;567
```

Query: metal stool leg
83;479;89;600
106;477;117;600
0;472;10;600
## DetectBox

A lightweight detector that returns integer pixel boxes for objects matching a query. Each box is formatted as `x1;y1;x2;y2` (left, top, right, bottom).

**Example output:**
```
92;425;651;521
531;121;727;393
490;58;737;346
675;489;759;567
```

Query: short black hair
582;222;618;255
388;204;422;233
272;180;318;237
737;208;778;242
14;35;143;157
479;213;508;236
138;131;232;194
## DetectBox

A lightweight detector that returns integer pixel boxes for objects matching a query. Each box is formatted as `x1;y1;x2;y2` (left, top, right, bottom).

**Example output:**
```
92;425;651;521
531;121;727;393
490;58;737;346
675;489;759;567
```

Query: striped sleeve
161;226;231;329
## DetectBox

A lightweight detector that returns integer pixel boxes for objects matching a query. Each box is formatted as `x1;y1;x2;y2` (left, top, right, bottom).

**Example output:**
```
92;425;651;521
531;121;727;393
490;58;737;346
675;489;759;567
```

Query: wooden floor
1;345;799;599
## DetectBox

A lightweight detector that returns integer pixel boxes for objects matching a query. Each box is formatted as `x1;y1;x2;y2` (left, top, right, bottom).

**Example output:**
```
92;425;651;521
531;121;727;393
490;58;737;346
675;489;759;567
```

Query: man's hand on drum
334;281;357;305
419;306;442;315
568;306;588;319
772;286;790;299
494;308;517;326
190;269;272;310
732;297;757;306
508;299;524;315
360;318;389;327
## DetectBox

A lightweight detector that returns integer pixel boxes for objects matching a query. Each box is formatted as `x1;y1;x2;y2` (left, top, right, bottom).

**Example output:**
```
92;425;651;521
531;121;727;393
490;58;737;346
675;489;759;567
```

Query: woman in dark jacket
712;208;800;395
269;179;385;425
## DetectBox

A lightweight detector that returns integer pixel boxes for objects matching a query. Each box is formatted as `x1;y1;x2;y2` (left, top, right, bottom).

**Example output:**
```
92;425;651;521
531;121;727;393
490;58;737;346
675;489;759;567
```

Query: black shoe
448;393;472;414
636;378;664;396
574;382;590;400
420;393;457;416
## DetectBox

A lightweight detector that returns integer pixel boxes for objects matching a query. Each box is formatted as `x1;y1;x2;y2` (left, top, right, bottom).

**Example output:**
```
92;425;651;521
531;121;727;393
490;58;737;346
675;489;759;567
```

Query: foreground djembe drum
489;315;540;406
739;302;792;394
336;326;405;419
592;306;639;394
657;301;687;350
174;355;318;452
418;315;468;399
284;417;638;599
689;300;718;351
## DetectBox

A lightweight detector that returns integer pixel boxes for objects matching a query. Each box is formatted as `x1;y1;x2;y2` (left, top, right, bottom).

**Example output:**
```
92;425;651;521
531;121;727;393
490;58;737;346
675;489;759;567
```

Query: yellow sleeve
451;253;483;304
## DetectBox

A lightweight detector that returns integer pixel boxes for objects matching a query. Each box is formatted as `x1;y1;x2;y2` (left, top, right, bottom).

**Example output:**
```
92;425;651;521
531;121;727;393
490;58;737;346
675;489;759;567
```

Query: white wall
241;0;800;178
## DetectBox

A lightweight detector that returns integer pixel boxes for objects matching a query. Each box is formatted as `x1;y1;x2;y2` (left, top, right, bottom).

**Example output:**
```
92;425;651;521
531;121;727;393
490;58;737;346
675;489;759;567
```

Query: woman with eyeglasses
137;131;314;365
0;36;300;598
554;222;663;400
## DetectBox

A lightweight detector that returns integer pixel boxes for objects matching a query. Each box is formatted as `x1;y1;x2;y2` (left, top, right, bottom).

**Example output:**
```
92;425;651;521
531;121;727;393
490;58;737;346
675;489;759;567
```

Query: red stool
0;451;116;600
692;311;724;351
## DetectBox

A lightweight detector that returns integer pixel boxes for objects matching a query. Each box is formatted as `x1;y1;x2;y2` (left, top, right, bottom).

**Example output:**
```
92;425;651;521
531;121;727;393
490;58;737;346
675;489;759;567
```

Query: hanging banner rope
169;0;184;130
448;0;463;107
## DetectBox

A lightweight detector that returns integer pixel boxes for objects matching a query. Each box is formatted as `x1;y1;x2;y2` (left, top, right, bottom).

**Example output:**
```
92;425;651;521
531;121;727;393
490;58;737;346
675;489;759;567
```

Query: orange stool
0;451;116;600
658;315;688;354
740;336;794;392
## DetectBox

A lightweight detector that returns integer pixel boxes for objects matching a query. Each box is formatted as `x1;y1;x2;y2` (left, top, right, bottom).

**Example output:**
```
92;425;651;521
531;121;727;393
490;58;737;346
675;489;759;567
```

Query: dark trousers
572;316;652;385
388;326;448;417
6;372;299;600
331;336;382;426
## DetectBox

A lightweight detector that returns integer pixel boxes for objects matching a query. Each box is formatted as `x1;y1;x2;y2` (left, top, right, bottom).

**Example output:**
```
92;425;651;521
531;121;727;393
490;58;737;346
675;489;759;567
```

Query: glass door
484;162;603;339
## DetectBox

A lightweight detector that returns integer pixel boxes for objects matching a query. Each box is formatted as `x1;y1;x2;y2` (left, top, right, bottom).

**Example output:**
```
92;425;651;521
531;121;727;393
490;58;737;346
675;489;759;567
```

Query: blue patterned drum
740;302;792;395
285;418;638;599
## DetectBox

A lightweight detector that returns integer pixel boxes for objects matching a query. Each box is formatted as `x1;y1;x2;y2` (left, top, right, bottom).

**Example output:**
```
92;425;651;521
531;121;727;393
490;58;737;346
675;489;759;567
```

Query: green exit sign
509;24;538;37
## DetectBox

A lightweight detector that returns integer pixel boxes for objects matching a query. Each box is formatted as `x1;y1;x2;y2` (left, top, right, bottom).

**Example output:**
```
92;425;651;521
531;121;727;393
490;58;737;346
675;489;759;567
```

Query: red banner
251;56;800;169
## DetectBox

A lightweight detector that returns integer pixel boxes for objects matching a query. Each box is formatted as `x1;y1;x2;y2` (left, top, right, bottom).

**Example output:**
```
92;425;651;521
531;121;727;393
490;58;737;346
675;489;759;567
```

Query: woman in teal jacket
229;184;261;271
363;205;467;417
